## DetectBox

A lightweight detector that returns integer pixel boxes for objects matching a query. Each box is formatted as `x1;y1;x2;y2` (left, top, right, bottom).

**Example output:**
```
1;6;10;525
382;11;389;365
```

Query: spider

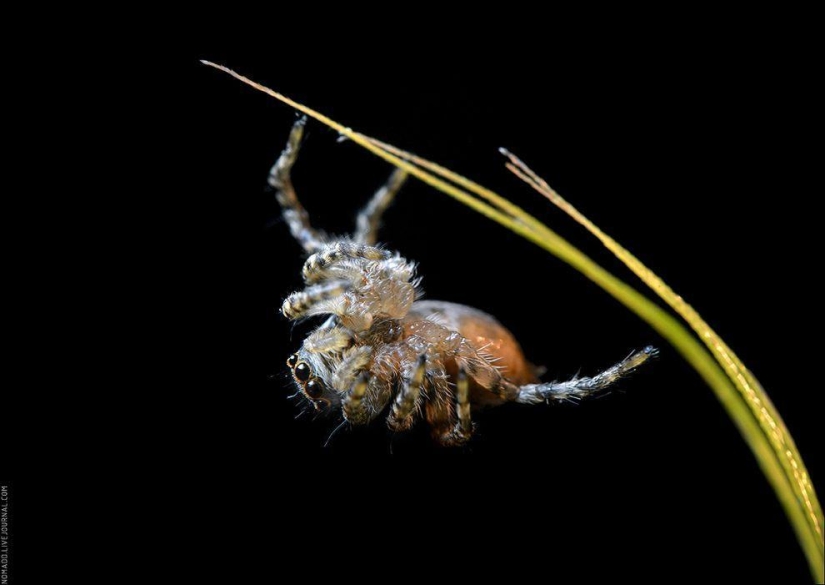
271;118;657;446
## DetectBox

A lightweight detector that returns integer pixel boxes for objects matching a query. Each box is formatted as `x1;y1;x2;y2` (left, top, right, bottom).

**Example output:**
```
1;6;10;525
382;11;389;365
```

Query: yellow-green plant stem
202;61;824;581
502;154;824;581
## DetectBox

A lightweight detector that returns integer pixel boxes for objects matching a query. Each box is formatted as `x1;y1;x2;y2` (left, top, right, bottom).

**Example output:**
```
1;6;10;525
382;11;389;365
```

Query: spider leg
268;118;327;253
387;354;427;431
302;241;391;284
353;169;408;245
298;242;417;329
428;366;473;447
416;360;452;440
342;373;369;424
516;346;658;404
455;339;520;401
281;280;350;320
332;346;373;391
343;375;393;426
303;327;353;354
452;367;473;441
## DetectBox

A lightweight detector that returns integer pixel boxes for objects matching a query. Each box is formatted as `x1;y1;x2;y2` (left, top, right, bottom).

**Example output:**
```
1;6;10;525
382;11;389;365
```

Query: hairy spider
272;118;657;446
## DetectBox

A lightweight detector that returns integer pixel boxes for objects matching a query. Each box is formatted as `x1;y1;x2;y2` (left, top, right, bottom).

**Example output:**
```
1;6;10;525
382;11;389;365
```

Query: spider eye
287;354;298;368
294;362;311;382
305;380;322;399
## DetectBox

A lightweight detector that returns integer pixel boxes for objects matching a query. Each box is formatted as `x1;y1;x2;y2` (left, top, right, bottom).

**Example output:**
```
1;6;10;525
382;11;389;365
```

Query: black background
182;26;821;582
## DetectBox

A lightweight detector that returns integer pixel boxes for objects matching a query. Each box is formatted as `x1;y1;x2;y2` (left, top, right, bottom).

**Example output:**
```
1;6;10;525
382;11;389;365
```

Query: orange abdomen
404;300;539;405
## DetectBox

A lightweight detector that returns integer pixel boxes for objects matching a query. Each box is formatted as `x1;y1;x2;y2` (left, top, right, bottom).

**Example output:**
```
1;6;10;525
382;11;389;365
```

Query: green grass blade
501;150;824;582
202;61;824;581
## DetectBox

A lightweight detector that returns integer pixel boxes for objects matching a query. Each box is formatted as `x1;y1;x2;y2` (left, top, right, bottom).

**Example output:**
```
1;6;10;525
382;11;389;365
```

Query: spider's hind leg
353;169;408;245
515;346;658;405
268;117;327;253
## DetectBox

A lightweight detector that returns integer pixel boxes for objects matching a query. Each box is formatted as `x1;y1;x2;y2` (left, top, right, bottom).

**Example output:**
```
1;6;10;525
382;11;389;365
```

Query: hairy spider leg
343;375;394;426
303;327;353;354
281;280;351;320
515;346;658;404
332;346;373;391
354;168;408;245
342;372;370;424
388;354;427;431
302;241;391;284
454;339;520;400
268;117;327;253
269;118;407;256
452;367;473;441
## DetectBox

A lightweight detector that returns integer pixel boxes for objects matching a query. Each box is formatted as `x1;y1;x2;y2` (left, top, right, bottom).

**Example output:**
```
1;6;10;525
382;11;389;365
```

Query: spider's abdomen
404;300;539;405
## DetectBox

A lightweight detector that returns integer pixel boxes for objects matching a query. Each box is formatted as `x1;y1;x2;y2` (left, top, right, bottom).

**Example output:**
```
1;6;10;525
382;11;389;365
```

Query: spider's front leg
336;346;395;426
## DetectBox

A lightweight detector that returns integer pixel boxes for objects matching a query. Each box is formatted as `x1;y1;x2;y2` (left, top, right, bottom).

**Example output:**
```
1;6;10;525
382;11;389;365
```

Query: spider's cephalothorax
272;118;657;446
